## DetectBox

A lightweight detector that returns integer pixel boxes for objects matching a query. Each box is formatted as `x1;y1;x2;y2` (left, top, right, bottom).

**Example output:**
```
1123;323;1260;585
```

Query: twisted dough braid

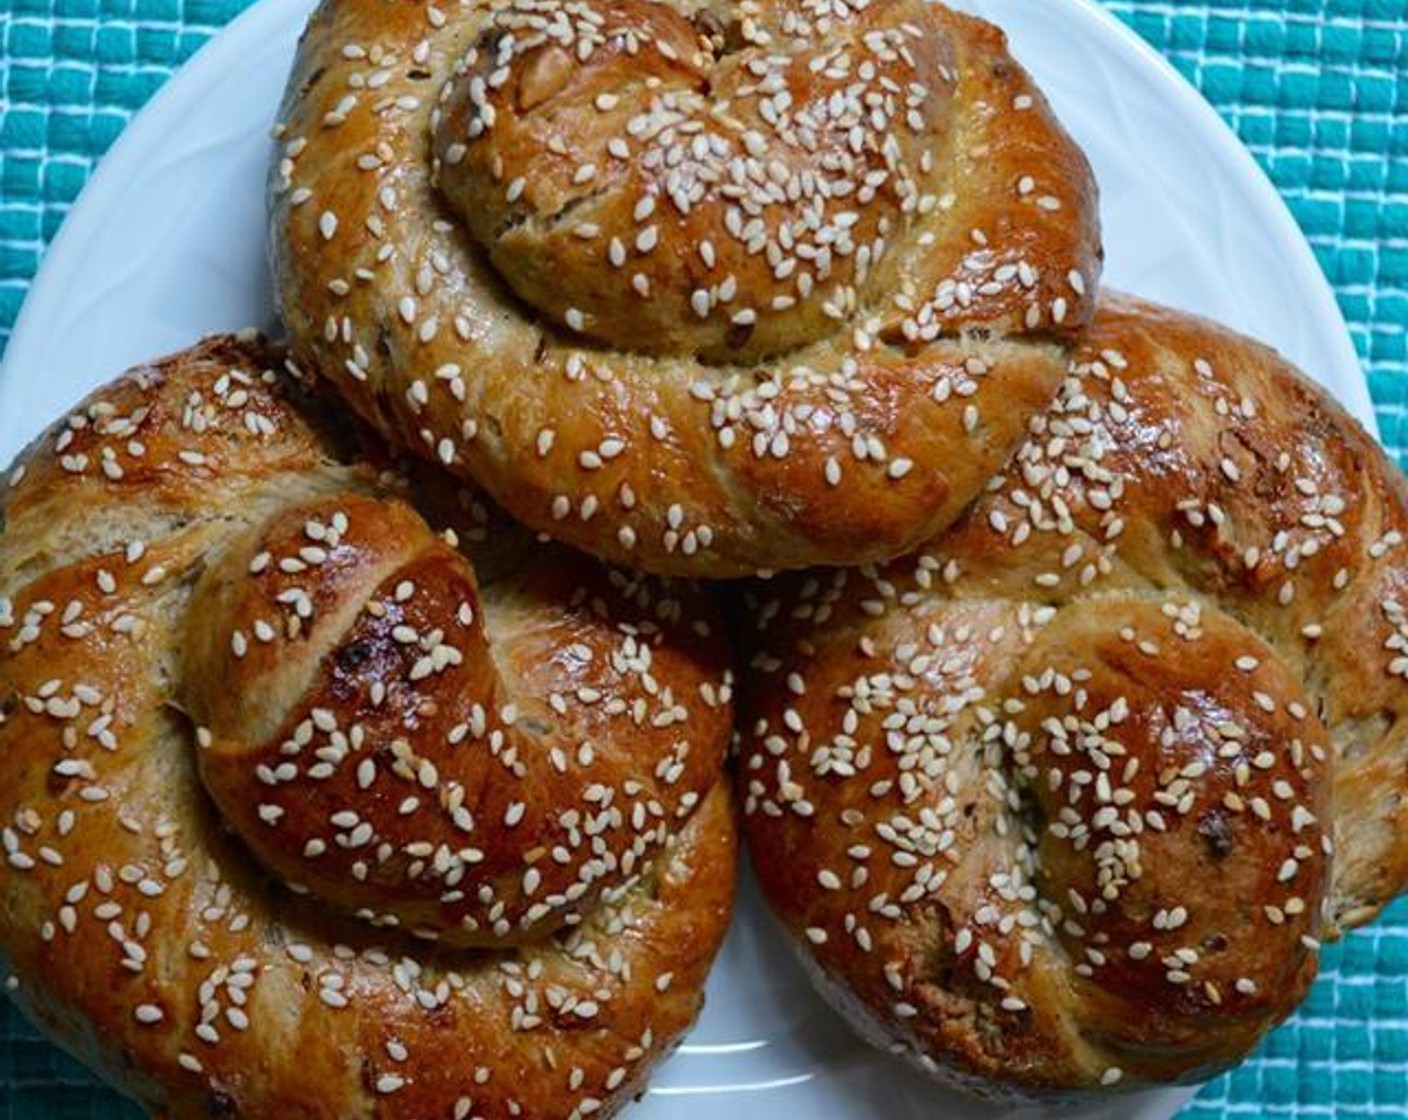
270;0;1101;577
0;338;737;1119
737;297;1408;1097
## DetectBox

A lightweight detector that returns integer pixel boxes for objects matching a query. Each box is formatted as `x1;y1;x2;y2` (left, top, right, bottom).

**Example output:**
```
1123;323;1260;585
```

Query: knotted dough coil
737;297;1408;1097
0;336;737;1119
270;0;1102;577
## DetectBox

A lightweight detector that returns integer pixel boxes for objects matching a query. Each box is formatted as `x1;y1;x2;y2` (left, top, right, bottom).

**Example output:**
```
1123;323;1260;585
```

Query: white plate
0;2;1376;1118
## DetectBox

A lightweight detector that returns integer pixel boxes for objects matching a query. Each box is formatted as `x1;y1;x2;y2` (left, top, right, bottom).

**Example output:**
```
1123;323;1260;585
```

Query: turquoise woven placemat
0;0;1405;1117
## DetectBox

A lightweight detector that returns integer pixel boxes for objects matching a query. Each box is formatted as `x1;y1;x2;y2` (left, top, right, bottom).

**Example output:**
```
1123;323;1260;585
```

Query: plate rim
1056;0;1368;425
0;0;301;387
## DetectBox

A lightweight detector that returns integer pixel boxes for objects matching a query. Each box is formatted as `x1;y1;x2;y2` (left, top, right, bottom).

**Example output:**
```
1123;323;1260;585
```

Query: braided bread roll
737;297;1408;1097
270;0;1101;577
0;337;737;1118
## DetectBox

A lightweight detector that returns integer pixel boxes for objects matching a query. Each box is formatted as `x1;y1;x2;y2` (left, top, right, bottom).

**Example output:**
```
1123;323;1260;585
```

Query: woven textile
0;0;1405;1116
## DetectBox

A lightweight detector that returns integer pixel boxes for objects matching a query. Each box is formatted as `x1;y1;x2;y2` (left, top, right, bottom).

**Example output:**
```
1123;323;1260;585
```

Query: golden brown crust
269;0;1102;576
737;296;1408;1098
0;338;738;1119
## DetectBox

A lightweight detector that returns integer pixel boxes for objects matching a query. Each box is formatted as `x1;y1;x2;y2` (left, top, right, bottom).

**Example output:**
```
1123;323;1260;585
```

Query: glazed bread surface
0;337;738;1120
738;296;1408;1098
270;0;1102;576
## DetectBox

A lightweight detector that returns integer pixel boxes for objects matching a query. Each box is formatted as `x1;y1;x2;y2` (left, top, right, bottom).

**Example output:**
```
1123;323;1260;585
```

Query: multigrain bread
269;0;1102;577
0;337;738;1119
737;296;1408;1098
